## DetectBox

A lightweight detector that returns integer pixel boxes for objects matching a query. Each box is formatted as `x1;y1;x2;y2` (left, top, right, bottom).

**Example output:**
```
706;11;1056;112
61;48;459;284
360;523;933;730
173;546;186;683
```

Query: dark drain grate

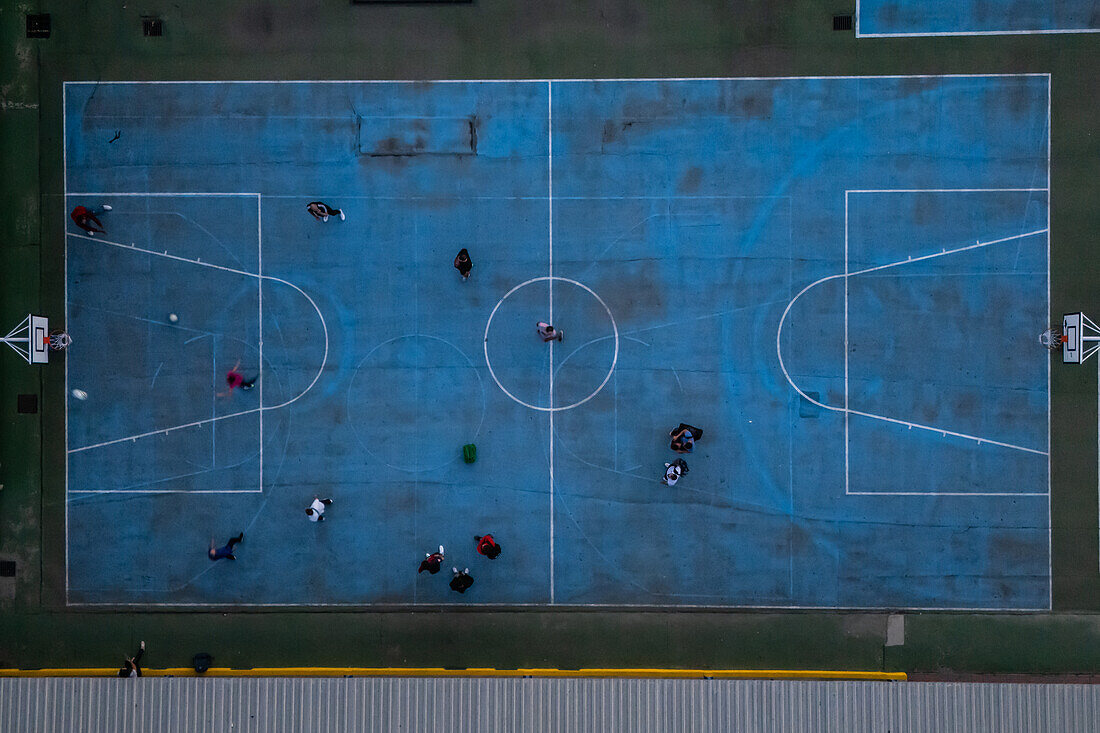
799;392;822;418
26;14;51;39
833;14;854;31
142;17;163;36
17;394;38;414
0;561;15;578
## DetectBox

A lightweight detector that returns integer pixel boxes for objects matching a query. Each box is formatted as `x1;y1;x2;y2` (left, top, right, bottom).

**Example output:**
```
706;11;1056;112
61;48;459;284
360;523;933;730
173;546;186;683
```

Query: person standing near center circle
536;321;563;342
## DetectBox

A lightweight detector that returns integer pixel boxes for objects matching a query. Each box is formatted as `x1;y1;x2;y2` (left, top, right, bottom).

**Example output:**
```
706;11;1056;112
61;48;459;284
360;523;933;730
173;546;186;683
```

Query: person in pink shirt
218;360;257;397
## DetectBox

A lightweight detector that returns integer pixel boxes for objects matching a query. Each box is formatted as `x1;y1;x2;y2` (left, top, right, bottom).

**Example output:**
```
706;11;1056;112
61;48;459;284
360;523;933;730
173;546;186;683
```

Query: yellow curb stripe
0;667;906;681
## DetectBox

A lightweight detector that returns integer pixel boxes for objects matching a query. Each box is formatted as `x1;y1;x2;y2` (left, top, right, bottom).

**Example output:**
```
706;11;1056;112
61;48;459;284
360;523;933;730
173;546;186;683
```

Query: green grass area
1;0;1098;673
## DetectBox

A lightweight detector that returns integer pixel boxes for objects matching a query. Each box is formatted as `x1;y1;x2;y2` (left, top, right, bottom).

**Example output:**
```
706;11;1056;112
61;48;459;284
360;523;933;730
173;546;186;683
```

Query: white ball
71;389;88;400
169;313;178;323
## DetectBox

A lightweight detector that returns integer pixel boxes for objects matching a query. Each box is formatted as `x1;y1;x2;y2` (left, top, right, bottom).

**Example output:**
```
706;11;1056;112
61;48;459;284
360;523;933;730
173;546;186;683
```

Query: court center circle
483;276;619;412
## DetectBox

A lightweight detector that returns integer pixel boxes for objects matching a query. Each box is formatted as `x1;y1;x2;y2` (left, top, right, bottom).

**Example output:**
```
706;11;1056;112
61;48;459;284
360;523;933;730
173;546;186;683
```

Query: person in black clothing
453;248;473;281
306;201;345;222
118;640;145;678
670;423;703;453
449;567;474;593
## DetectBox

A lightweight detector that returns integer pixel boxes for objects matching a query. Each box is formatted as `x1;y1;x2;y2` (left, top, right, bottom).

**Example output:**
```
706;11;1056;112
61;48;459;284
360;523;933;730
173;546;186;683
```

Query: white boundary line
547;81;555;605
71;490;261;495
854;0;1099;38
63;600;1053;611
63;74;1052;85
844;189;850;493
258;195;264;495
61;75;1053;609
846;188;1050;193
65;192;256;196
70;407;263;453
858;29;1100;38
63;81;69;601
1048;78;1054;604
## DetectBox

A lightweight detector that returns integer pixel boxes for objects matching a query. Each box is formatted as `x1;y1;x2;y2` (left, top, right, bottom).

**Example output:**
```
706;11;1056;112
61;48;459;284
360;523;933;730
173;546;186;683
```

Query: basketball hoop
1039;327;1064;352
49;330;72;351
2;314;51;364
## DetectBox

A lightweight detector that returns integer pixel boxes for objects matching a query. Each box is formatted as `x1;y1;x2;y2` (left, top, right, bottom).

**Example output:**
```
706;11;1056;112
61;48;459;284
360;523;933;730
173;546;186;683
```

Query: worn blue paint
858;0;1100;35
64;77;1049;608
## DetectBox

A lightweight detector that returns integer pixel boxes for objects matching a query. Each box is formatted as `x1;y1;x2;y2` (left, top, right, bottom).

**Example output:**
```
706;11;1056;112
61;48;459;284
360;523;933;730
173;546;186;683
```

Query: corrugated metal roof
1;677;1098;732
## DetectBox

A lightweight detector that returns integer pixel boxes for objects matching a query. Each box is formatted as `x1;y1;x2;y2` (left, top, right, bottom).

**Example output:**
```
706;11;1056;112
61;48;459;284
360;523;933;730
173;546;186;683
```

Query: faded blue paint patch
858;0;1100;35
64;77;1048;608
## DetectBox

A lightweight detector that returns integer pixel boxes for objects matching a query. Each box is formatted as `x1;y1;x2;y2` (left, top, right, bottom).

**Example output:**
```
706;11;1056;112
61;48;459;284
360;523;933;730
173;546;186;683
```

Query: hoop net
1039;328;1064;351
49;330;72;350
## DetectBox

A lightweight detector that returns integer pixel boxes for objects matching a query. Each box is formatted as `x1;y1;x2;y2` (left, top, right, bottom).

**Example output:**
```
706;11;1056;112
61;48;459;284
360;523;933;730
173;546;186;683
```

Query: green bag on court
462;443;477;464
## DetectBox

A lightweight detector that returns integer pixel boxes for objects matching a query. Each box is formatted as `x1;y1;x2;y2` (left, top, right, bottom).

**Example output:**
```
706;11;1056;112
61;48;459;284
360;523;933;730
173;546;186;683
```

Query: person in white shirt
536;321;564;342
662;458;689;486
305;496;334;522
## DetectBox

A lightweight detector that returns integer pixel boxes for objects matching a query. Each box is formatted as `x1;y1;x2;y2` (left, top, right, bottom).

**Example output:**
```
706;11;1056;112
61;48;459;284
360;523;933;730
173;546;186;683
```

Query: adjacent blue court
857;0;1100;36
64;76;1051;608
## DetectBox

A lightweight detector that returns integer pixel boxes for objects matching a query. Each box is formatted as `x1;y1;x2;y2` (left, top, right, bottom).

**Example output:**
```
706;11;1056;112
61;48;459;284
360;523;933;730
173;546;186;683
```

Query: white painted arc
483;276;619;413
775;227;1050;457
64;230;329;455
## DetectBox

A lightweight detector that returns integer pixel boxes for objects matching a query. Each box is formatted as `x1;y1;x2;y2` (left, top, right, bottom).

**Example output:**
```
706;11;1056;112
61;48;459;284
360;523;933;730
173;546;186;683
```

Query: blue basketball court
857;0;1100;36
63;76;1050;608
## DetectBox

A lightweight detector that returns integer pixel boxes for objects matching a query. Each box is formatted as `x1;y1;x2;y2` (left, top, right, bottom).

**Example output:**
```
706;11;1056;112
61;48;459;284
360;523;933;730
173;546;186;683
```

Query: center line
547;80;555;605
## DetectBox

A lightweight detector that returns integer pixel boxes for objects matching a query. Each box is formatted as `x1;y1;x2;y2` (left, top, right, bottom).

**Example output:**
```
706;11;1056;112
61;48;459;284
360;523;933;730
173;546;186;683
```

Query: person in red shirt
418;545;445;574
70;204;112;235
474;534;501;559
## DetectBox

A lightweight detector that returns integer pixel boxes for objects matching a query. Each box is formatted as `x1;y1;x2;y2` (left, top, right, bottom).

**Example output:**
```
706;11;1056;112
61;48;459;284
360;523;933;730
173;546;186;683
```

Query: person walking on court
450;567;474;593
536;322;563;343
307;201;345;222
419;545;446;574
474;534;501;559
670;423;702;453
662;457;689;486
208;532;244;561
219;360;258;397
118;640;145;678
453;248;473;280
70;204;112;235
305;496;334;522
